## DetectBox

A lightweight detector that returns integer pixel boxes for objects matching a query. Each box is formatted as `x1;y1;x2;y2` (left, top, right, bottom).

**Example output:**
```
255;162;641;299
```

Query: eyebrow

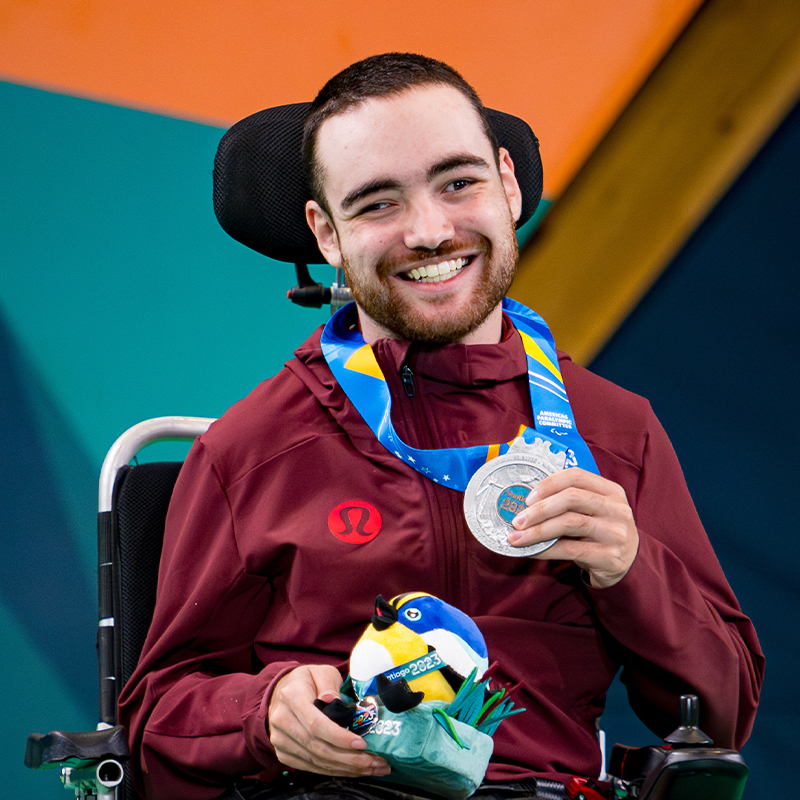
341;179;403;212
339;153;493;213
427;154;491;179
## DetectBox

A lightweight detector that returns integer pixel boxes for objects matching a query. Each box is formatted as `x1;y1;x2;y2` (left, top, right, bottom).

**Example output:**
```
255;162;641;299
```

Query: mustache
374;237;491;277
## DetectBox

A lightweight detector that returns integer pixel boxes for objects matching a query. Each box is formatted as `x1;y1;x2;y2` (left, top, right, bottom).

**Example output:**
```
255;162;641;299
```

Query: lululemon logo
327;501;382;544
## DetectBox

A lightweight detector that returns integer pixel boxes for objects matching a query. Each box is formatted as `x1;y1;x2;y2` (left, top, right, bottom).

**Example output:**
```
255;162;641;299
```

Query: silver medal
464;437;567;557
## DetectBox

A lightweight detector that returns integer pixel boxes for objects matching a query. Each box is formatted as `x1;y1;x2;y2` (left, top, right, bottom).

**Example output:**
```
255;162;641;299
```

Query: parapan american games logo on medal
327;501;382;544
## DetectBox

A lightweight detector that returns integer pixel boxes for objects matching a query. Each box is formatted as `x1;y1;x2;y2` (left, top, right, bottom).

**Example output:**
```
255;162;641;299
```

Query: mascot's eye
404;608;422;621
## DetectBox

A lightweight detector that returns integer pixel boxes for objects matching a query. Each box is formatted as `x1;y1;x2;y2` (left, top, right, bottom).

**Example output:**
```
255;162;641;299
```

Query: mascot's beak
371;595;398;630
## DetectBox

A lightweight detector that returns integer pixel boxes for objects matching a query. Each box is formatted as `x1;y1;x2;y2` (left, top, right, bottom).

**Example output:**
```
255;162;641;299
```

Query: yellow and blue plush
315;593;524;798
350;593;490;712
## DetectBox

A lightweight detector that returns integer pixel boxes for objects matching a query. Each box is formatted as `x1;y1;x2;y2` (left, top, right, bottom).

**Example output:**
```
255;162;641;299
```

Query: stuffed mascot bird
314;593;524;798
350;593;490;711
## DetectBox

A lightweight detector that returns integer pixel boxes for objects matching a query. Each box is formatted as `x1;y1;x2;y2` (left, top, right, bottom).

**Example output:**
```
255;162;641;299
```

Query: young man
119;54;763;800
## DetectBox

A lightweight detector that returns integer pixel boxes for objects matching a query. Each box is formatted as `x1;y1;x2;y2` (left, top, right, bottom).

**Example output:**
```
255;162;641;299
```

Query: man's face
306;84;523;345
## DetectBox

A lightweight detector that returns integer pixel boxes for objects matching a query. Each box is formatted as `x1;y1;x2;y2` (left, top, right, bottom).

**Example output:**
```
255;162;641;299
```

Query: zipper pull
401;364;416;397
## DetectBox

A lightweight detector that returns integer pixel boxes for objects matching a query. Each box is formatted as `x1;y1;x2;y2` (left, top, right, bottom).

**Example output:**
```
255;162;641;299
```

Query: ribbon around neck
320;298;598;492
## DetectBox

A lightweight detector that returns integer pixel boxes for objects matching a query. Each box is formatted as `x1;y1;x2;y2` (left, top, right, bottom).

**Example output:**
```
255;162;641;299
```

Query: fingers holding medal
464;437;639;588
463;437;566;558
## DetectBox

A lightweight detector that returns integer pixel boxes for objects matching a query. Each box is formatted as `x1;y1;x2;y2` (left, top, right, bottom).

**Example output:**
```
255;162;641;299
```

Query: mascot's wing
376;674;425;713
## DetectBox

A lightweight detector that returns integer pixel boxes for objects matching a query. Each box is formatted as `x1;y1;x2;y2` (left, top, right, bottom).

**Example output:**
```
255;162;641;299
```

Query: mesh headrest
212;102;542;266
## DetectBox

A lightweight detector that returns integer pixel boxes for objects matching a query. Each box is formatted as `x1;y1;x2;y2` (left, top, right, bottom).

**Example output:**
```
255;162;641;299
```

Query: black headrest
212;102;542;266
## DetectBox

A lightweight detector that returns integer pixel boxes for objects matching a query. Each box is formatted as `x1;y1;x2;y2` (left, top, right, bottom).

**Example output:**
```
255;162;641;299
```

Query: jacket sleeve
588;405;764;749
117;440;299;800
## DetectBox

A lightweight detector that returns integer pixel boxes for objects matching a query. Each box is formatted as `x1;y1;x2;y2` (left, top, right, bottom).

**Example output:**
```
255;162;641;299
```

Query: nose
403;196;455;250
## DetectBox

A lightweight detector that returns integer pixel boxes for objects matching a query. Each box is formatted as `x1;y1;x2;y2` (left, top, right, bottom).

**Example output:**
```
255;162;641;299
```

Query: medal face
464;438;567;557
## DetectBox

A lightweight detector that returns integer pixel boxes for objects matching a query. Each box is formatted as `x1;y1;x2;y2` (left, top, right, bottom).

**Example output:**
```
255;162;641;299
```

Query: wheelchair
25;102;749;799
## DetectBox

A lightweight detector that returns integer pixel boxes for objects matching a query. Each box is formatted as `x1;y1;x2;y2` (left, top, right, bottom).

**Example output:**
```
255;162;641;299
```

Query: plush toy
316;593;524;798
350;592;490;710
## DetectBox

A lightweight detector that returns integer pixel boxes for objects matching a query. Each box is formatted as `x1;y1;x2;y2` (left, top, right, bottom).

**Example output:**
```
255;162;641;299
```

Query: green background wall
1;80;329;798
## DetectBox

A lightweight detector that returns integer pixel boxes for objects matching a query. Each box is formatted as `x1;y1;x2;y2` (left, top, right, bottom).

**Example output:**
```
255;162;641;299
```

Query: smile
402;257;470;283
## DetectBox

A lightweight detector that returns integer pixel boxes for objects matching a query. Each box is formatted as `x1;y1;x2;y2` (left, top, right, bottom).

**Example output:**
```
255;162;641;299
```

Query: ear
498;148;523;223
305;200;343;267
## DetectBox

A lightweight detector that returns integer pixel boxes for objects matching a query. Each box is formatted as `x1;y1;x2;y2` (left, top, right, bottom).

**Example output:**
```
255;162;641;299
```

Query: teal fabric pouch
363;702;494;799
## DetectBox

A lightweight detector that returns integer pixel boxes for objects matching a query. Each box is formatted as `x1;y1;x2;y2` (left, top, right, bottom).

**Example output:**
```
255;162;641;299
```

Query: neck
356;303;505;346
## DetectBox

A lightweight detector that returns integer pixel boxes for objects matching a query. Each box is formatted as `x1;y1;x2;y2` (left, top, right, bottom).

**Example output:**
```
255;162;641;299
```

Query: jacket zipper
401;364;416;397
393;352;459;602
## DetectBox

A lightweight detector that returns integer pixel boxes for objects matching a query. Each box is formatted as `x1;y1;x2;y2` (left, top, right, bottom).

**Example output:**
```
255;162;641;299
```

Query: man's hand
507;468;639;588
267;665;390;778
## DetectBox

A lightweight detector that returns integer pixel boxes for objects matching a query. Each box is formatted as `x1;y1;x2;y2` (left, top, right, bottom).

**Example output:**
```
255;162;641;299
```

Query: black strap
229;776;567;800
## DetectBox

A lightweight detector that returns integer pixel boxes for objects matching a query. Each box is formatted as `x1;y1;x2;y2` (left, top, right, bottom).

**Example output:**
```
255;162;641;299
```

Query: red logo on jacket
327;501;382;544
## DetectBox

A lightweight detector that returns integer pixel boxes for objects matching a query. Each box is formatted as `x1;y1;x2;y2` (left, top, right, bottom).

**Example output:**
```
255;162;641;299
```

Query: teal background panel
0;80;329;798
0;81;330;470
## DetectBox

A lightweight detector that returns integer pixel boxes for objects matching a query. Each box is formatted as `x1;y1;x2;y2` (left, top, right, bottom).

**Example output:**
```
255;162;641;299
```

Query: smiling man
305;82;520;346
119;54;763;800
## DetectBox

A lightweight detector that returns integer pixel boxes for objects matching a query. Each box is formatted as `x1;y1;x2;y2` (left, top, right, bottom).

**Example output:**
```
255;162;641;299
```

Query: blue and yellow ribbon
321;298;598;491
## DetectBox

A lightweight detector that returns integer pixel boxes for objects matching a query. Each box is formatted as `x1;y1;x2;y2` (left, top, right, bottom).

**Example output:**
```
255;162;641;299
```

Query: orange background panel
0;0;702;195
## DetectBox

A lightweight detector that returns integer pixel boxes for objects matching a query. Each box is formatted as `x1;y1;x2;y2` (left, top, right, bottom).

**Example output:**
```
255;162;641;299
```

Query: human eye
360;200;393;213
351;198;397;218
445;177;475;192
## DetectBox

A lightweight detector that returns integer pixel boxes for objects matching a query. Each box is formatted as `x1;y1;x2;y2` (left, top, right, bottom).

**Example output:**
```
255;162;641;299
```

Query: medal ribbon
321;297;598;491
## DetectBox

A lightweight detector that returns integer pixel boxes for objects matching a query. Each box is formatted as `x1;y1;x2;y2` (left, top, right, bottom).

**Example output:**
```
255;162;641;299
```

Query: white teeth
406;257;467;283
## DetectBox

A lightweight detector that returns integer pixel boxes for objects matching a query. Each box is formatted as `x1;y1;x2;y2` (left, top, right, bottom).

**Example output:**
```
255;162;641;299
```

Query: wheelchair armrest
610;743;748;800
606;694;749;800
25;725;129;771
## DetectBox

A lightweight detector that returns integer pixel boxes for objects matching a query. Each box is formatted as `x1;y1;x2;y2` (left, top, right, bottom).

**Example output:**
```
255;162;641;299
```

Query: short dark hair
302;52;499;215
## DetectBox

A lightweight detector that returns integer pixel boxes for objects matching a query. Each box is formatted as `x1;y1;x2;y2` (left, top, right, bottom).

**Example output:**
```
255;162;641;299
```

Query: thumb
308;664;345;702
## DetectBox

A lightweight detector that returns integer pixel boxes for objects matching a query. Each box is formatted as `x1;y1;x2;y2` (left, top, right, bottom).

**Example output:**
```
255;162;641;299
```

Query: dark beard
343;229;518;344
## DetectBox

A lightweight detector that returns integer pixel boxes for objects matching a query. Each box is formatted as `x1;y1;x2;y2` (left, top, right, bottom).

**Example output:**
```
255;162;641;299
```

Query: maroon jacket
118;314;763;799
